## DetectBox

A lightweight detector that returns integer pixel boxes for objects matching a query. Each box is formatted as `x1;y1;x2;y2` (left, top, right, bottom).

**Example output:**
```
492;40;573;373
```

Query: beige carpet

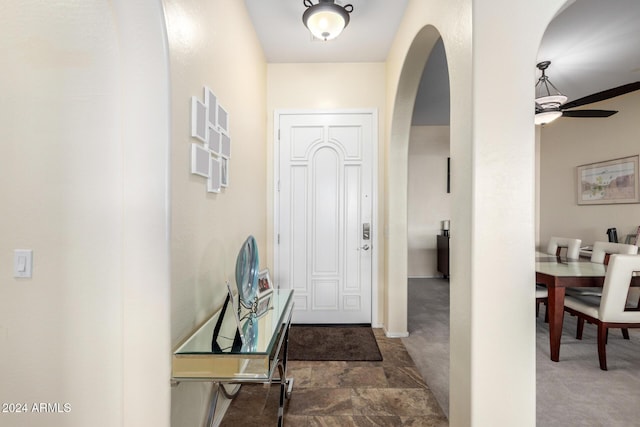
402;277;640;426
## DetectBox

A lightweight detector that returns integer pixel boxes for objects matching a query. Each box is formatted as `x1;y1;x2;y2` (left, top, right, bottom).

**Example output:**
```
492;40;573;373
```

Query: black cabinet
437;235;449;278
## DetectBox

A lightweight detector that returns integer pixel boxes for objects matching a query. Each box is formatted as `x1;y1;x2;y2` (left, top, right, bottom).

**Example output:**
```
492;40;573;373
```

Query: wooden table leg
547;284;565;362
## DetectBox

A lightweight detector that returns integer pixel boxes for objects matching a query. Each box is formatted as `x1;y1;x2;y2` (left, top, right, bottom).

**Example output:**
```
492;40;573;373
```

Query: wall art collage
190;86;231;193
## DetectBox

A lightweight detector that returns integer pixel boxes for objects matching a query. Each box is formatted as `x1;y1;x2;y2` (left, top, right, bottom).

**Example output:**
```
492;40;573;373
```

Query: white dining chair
566;241;638;297
563;254;640;370
547;236;582;260
537;237;582;320
565;241;638;338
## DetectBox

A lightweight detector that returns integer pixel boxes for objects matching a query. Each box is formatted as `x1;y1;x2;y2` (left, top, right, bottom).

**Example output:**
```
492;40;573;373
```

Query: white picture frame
221;133;231;159
191;96;207;142
217;104;229;134
204;86;217;127
221;158;229;187
207;157;222;193
191;143;210;178
207;126;221;155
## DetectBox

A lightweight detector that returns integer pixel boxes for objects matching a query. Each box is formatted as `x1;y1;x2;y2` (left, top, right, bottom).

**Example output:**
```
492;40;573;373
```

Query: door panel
277;112;374;324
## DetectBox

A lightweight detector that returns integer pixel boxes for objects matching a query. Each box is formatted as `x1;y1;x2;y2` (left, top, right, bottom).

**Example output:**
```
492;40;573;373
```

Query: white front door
275;111;375;324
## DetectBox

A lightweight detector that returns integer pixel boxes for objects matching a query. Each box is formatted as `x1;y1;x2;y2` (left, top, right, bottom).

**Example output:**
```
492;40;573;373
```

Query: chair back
546;237;582;260
600;254;640;322
590;241;638;265
628;288;640;308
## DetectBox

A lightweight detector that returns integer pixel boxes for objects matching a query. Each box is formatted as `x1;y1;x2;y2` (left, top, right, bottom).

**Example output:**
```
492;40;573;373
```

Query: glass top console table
172;289;294;426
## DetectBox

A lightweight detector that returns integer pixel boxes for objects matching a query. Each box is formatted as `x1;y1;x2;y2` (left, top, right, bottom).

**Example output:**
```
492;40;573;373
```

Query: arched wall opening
385;25;443;336
405;35;451;415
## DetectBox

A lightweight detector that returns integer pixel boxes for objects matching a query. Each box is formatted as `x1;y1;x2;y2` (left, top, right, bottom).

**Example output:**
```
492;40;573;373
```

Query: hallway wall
0;4;123;425
0;1;171;426
163;0;268;425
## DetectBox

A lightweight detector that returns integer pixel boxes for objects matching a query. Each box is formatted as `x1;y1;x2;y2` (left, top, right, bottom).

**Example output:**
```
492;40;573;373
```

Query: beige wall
539;91;640;247
266;62;386;325
408;126;451;277
0;4;123;426
163;0;267;425
0;1;171;426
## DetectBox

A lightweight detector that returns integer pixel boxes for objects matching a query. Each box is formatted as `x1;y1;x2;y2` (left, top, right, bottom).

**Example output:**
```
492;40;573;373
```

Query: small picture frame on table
256;269;273;316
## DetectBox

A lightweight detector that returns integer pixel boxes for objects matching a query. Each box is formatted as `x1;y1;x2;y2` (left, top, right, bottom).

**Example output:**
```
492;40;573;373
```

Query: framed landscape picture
576;155;639;205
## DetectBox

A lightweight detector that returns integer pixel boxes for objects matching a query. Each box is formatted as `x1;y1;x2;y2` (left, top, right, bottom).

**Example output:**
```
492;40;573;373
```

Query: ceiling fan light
303;0;352;41
535;110;562;126
534;61;567;125
535;94;568;108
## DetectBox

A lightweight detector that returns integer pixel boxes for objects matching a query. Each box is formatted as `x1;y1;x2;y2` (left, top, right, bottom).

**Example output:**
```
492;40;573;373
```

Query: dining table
535;252;640;362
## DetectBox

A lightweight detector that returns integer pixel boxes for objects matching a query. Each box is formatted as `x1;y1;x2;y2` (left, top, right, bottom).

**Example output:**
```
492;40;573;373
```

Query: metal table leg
205;383;221;427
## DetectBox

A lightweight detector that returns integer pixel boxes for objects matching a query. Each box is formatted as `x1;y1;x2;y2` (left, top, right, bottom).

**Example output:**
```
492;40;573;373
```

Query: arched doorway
404;35;452;416
384;25;444;336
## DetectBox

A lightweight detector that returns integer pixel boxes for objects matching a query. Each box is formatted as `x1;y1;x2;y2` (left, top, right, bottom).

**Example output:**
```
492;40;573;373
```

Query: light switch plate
14;249;33;278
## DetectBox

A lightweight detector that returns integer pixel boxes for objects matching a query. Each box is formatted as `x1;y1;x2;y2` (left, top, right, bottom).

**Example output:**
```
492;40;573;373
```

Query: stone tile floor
220;329;448;426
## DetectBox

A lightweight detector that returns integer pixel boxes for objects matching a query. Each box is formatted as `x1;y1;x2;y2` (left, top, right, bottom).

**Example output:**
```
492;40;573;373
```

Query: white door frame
273;108;379;326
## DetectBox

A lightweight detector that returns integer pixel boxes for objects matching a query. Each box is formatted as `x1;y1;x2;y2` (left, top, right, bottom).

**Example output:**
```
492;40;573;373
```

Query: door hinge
277;234;280;244
277;129;280;141
277;180;280;192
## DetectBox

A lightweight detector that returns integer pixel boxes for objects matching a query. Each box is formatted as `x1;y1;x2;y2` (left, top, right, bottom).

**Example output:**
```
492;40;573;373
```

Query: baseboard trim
384;330;409;338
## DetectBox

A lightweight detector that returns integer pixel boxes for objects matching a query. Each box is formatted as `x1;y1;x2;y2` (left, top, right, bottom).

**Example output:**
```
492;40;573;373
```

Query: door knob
361;244;370;251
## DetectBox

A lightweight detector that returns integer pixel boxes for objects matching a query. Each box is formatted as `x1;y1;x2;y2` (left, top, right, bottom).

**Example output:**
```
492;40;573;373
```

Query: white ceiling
244;0;408;63
537;0;640;104
245;0;640;124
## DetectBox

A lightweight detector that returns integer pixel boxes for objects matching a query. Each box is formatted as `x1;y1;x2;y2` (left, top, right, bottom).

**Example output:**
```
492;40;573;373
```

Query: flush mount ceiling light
302;0;353;41
534;61;567;125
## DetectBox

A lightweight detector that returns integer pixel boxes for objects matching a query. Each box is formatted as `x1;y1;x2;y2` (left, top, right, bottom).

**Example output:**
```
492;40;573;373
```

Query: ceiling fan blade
562;109;618;118
562;82;640;109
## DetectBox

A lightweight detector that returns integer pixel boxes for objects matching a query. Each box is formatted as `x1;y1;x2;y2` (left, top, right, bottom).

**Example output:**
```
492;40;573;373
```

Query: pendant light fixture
534;61;567;125
302;0;354;41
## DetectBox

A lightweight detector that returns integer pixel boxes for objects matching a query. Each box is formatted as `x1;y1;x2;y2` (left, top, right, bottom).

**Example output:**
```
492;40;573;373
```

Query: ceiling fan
534;60;640;125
